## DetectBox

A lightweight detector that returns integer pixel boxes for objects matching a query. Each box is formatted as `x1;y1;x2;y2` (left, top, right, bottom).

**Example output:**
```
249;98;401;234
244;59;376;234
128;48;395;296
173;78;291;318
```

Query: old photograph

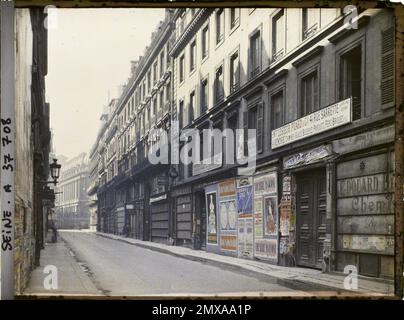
0;0;403;303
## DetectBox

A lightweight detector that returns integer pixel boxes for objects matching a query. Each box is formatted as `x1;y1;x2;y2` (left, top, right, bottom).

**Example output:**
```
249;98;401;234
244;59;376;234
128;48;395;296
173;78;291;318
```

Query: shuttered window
256;102;264;153
381;27;394;107
244;102;264;156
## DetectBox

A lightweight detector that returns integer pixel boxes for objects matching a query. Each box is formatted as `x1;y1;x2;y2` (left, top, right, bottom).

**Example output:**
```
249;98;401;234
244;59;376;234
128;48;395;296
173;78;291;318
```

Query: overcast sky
46;8;166;159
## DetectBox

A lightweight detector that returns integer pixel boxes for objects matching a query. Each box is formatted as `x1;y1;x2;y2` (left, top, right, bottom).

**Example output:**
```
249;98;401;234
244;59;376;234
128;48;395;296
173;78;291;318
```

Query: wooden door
296;169;327;269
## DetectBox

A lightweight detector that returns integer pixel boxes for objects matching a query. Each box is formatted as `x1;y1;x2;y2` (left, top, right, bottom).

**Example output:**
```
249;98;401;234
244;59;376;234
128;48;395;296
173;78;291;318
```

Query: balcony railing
250;66;261;79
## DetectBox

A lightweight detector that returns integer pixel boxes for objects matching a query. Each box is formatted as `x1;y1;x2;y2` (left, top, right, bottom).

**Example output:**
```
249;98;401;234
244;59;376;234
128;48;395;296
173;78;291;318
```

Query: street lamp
49;158;61;185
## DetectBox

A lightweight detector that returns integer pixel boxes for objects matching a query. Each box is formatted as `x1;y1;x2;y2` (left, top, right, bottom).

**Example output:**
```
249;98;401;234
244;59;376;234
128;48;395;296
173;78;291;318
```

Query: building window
230;50;239;93
339;44;362;120
166;82;171;103
202;24;209;59
147;71;151;93
179;100;184;129
270;89;284;129
189;91;195;123
214;65;224;103
160;51;165;77
179;54;185;83
190;40;196;72
153;61;158;85
300;69;319;116
153;96;157;120
216;9;224;44
244;102;264;154
249;30;261;79
159;90;164;113
230;8;240;30
200;77;208;114
272;9;285;62
302;8;319;40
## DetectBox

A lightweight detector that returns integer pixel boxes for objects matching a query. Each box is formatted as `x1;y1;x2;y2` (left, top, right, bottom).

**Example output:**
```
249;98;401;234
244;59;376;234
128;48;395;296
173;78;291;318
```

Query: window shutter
381;26;394;107
243;111;248;156
257;102;264;153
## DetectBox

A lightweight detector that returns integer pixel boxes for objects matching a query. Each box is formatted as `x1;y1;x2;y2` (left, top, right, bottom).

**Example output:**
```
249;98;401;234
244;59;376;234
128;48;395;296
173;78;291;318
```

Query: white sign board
271;98;351;149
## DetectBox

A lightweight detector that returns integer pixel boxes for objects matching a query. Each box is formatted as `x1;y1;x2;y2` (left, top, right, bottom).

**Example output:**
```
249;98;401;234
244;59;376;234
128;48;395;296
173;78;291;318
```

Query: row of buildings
88;7;397;279
54;153;91;230
8;8;54;294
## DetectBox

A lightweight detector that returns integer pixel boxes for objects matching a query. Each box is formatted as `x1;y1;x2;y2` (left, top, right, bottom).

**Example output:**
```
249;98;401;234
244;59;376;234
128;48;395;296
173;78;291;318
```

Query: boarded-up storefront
336;151;395;277
253;171;279;263
150;194;169;243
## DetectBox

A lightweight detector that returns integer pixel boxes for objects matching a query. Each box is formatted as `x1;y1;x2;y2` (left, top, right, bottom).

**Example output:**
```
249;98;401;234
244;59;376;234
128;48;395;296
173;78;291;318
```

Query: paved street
58;230;297;296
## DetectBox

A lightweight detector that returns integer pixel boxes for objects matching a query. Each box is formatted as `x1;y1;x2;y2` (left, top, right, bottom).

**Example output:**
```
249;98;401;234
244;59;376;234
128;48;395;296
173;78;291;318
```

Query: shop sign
283;145;332;170
341;235;394;255
149;193;167;204
272;98;351;149
254;239;278;260
206;192;218;244
193;153;222;176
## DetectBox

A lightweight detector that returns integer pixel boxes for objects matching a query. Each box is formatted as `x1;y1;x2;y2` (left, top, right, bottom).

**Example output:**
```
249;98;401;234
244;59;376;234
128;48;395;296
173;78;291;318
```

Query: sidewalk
23;236;100;297
97;232;395;296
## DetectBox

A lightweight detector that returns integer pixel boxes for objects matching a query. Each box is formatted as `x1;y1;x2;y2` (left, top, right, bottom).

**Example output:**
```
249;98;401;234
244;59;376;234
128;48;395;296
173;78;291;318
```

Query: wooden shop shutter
257;102;264;153
381;26;394;107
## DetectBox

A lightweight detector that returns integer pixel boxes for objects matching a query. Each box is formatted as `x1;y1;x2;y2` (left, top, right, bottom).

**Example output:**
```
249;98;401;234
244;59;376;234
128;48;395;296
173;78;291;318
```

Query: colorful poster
219;179;236;197
264;196;278;236
220;200;237;231
220;234;237;251
254;239;278;260
237;185;253;218
238;218;254;259
254;172;277;196
206;192;218;244
254;197;263;238
280;197;291;236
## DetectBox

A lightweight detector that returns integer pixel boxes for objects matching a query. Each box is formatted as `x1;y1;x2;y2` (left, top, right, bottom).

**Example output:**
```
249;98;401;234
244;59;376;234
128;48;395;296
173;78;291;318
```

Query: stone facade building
54;153;90;229
90;7;398;279
9;8;52;294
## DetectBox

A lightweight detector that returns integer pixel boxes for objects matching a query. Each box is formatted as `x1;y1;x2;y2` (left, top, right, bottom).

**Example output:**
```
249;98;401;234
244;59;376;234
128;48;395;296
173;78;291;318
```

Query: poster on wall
254;197;263;238
238;218;254;259
263;196;278;236
254;239;278;260
237;185;253;218
219;179;236;197
220;234;237;251
254;172;277;196
206;192;218;244
220;200;237;231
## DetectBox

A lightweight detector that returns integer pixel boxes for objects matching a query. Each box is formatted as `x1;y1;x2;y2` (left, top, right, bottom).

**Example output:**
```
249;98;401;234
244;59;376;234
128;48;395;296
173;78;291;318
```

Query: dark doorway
296;168;327;269
195;191;207;250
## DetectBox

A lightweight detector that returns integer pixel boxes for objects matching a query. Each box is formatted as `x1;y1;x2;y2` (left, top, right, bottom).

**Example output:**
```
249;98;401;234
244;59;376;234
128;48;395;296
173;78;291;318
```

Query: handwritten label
1;117;15;252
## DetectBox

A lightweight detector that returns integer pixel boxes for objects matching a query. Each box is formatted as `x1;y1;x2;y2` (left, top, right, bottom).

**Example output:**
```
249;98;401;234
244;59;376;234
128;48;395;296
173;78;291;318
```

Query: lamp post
48;158;61;185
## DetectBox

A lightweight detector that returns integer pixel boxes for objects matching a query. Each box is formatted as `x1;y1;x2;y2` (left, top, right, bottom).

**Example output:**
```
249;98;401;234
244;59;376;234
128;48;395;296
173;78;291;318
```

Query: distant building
55;153;90;229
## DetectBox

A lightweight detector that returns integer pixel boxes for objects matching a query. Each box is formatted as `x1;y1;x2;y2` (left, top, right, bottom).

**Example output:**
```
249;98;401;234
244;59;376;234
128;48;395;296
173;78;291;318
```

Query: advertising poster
263;196;278;236
254;197;263;238
237;218;254;259
219;179;236;197
236;185;253;218
220;234;237;251
220;200;237;231
206;192;218;244
254;239;278;260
